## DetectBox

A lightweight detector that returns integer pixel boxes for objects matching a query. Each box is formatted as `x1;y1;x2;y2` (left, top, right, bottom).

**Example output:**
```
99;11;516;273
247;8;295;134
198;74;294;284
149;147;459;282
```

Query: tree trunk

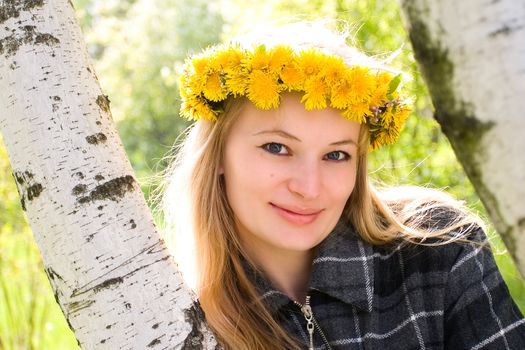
399;0;525;276
0;1;217;348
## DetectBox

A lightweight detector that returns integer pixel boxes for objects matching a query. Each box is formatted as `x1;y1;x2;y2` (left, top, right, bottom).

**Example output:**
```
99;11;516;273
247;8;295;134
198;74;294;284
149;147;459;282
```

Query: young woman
160;23;525;349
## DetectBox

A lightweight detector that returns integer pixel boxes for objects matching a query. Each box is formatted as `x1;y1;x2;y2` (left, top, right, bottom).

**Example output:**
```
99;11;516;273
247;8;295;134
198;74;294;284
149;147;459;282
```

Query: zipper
293;295;332;350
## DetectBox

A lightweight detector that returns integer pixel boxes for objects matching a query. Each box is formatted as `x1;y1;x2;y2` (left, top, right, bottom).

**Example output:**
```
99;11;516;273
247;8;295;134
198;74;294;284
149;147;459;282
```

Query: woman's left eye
324;151;350;161
261;142;289;155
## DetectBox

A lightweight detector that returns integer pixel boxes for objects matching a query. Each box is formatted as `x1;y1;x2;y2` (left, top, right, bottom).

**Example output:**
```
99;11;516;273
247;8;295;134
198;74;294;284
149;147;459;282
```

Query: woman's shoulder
372;219;490;277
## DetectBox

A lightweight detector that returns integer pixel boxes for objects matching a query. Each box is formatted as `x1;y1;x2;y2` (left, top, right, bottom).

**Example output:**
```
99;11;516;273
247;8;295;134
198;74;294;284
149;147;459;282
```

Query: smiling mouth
270;203;323;225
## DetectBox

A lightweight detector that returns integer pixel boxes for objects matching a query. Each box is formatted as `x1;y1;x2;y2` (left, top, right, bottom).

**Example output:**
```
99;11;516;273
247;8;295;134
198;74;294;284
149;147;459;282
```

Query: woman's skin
221;93;360;302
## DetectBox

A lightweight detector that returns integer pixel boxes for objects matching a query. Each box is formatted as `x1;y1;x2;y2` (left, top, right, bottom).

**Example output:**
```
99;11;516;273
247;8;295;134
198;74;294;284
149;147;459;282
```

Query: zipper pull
297;296;315;350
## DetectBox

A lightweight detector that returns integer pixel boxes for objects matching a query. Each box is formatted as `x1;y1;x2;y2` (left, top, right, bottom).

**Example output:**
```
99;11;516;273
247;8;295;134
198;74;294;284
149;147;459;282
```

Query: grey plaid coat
251;221;525;349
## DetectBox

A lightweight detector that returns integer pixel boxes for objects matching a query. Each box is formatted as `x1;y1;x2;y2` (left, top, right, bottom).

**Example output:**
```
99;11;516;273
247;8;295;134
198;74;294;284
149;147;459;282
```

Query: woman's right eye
261;143;289;155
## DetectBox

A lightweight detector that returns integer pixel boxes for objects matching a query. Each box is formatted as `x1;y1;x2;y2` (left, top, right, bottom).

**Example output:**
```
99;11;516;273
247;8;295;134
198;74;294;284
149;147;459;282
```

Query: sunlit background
1;0;524;348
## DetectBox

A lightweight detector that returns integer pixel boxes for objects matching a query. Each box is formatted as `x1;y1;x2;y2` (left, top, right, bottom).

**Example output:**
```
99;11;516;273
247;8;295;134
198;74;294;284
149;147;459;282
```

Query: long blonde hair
159;23;483;349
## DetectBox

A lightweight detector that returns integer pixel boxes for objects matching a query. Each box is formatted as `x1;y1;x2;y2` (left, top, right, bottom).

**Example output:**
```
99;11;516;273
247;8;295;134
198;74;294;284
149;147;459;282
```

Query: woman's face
222;94;360;263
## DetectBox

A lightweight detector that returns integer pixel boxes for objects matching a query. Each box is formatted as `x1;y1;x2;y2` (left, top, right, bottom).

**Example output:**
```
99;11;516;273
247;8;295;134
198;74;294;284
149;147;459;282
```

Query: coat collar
252;221;375;313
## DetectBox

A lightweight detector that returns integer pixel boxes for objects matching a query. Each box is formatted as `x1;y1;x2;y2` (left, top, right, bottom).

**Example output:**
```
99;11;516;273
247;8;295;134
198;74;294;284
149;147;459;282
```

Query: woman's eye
261;143;289;155
324;151;350;161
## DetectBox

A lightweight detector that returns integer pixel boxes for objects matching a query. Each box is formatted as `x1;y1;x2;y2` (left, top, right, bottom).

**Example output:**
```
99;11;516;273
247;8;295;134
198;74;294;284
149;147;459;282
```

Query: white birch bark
399;0;525;276
0;1;217;348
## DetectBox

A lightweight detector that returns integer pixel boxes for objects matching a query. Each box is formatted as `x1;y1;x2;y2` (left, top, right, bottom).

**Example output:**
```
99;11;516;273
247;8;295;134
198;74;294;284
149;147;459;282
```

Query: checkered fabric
252;221;525;349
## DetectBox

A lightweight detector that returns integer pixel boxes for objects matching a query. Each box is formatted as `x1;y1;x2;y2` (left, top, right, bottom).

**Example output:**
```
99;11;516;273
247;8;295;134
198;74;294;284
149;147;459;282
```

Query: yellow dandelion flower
280;62;304;91
297;49;324;76
194;101;218;121
376;71;393;86
321;56;346;86
369;131;386;150
368;72;390;106
208;51;227;71
186;71;207;92
191;56;210;76
302;76;328;110
251;45;271;71
203;72;226;102
247;70;280;109
330;79;353;109
348;67;374;103
181;97;217;121
225;70;249;96
383;128;399;144
268;45;294;74
381;108;394;126
369;85;388;107
178;73;191;95
393;105;411;127
213;46;245;74
342;101;370;123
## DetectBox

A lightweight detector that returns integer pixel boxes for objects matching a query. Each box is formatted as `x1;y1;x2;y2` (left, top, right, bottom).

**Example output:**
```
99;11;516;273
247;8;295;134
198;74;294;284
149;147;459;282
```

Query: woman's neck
247;245;314;303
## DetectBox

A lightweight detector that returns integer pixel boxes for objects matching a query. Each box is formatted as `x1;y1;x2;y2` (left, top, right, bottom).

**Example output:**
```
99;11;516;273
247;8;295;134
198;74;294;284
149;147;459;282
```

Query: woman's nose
287;160;322;200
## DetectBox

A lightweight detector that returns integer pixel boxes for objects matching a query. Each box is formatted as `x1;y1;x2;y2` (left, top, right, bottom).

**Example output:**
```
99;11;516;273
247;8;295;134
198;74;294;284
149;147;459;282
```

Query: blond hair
158;22;483;349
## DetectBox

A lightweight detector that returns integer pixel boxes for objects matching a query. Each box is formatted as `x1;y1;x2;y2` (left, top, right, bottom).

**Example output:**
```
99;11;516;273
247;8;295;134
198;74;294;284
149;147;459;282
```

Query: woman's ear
218;163;224;175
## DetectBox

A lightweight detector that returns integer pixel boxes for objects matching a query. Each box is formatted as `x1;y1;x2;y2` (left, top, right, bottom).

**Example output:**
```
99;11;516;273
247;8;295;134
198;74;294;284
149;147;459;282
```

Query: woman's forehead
230;94;360;142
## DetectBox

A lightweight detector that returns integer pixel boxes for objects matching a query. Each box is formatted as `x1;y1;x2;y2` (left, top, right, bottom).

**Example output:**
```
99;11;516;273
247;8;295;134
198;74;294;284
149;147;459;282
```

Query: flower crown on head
178;43;412;150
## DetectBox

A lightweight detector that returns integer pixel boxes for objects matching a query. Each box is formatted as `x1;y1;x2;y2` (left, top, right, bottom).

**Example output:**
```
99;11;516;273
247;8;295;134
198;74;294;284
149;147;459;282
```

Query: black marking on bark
85;132;107;145
0;0;44;24
130;219;137;229
13;170;43;210
71;243;169;298
95;174;105;181
92;277;124;293
14;172;24;185
96;95;111;113
147;338;162;347
46;267;64;282
27;183;42;200
0;24;59;58
73;171;85;180
152;323;159;329
106;324;112;329
100;339;106;344
72;184;87;195
124;302;131;309
13;170;33;185
50;95;62;112
76;175;135;204
97;205;104;210
402;1;514;257
65;316;76;333
66;299;95;314
182;303;206;349
489;25;511;38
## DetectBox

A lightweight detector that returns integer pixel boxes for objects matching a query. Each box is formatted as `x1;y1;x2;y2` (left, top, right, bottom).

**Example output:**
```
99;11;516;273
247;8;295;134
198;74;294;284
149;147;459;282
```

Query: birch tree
399;0;525;277
0;0;217;348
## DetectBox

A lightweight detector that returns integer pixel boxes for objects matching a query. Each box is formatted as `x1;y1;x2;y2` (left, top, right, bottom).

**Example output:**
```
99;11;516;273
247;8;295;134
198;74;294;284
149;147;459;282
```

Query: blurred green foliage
0;0;523;348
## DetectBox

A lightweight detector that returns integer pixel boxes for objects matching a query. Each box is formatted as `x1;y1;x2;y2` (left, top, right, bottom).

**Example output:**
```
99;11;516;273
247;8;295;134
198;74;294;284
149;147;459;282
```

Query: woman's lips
270;203;323;225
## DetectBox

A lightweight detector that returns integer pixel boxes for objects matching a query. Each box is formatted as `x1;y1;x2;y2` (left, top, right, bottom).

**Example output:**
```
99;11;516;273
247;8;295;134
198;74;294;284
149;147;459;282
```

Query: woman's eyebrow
252;129;301;141
330;139;357;146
